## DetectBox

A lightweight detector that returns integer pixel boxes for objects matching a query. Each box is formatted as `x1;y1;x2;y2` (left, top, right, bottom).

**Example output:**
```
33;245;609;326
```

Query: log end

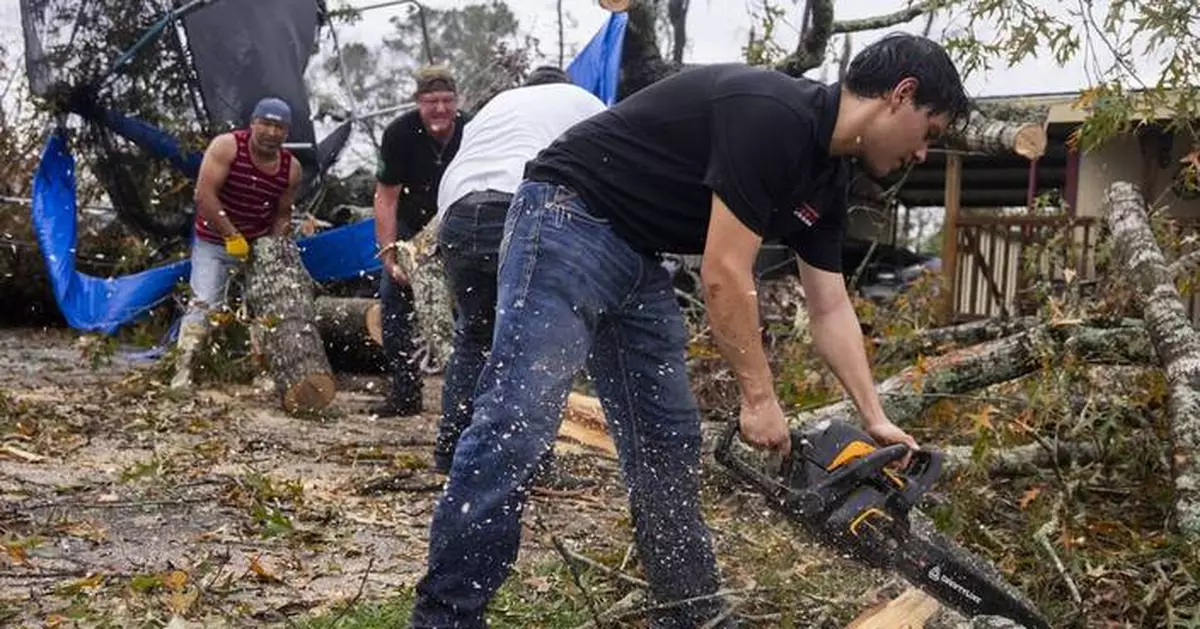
1013;124;1048;161
283;374;338;413
366;303;383;346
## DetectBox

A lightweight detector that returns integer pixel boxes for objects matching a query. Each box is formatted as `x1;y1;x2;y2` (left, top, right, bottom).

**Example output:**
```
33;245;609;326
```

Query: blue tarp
567;12;628;106
30;12;627;336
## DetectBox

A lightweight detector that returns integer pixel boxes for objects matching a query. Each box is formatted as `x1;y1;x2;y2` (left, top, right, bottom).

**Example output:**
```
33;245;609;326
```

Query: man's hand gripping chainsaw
714;419;1052;629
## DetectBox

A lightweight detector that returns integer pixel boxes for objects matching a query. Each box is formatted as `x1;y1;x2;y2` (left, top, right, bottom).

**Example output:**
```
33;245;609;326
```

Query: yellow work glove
224;233;250;260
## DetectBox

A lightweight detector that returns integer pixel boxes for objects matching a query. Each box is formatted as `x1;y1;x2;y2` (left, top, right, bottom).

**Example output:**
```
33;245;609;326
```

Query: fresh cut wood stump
247;235;337;412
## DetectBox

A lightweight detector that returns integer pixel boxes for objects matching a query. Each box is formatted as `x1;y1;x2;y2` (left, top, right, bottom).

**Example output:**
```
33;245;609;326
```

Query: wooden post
940;153;963;323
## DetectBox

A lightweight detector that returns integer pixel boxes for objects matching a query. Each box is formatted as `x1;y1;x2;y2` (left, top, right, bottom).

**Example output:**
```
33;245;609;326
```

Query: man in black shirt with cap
409;33;972;628
372;65;470;417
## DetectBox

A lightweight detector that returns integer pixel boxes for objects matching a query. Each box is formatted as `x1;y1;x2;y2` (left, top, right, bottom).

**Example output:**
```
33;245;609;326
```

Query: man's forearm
809;300;888;426
374;185;400;258
197;191;238;238
703;264;774;403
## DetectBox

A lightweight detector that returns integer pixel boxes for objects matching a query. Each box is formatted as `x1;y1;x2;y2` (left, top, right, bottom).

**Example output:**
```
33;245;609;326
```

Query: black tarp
181;0;326;162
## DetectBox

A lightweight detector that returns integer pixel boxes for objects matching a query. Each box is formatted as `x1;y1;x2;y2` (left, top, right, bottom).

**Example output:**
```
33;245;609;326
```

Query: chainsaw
714;418;1052;629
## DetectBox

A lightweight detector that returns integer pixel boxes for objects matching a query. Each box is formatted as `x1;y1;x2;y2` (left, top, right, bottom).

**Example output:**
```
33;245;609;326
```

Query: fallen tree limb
875;317;1040;364
943;441;1102;477
1104;180;1200;540
799;322;1154;429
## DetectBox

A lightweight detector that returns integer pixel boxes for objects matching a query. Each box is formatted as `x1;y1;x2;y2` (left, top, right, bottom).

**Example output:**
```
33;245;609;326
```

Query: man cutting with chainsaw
409;33;971;629
171;97;300;391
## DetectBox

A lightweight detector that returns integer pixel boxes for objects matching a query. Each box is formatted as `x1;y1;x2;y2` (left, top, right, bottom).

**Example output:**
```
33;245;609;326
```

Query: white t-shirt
435;83;607;221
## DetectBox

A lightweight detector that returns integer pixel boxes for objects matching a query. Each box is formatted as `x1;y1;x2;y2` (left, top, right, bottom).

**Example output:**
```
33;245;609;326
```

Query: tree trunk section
394;231;453;374
1104;180;1200;539
247;235;337;413
313;296;387;374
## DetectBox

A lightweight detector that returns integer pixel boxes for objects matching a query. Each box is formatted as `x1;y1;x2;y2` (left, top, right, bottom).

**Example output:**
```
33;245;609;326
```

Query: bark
943;441;1102;477
942;110;1048;160
1103;180;1200;540
313;296;387;374
803;323;1154;429
246;235;337;413
875;316;1041;364
394;230;453;375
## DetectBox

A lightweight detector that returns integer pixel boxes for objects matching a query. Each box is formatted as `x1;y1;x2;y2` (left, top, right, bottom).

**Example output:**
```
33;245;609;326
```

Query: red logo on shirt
793;203;820;227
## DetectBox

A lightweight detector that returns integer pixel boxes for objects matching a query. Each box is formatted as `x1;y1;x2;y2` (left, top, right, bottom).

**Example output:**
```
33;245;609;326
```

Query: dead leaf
523;574;552;593
1018;486;1043;510
167;588;200;615
163;570;189;591
249;554;283;584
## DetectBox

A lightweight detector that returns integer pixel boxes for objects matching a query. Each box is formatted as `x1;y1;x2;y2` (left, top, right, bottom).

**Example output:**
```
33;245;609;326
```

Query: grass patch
302;561;601;629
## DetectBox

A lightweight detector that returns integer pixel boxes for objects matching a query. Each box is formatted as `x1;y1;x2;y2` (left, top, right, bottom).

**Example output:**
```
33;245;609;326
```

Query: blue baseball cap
251;97;292;126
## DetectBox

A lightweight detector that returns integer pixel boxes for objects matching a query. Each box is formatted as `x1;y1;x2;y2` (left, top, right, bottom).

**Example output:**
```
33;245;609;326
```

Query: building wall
1075;131;1200;218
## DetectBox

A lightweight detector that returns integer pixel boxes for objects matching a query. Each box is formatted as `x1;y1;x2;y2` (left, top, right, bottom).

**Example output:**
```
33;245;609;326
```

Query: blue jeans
379;265;423;407
410;181;730;629
434;191;510;470
180;237;241;330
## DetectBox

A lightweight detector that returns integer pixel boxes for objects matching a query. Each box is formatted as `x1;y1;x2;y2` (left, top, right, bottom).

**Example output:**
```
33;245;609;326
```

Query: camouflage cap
414;64;457;96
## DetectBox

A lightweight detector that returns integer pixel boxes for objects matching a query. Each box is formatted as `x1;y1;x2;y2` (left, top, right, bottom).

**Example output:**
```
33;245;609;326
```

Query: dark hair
845;33;971;122
524;65;572;87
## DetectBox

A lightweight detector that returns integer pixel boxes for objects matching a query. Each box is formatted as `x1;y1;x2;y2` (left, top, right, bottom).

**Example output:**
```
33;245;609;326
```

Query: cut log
943;110;1047;160
247;235;337;413
846;588;941;629
313;296;387;374
558;392;617;457
1104;180;1200;540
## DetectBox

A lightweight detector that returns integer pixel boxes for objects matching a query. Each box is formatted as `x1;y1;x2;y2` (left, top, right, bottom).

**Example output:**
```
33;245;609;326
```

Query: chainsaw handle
810;443;910;500
894;448;944;511
714;420;793;503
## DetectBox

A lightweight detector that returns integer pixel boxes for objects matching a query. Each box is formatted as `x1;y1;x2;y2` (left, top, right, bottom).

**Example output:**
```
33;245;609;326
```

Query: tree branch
831;0;939;34
1168;249;1200;279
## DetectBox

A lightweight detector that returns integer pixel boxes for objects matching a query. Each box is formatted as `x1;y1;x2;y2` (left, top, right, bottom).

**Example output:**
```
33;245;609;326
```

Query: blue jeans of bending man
410;180;732;629
433;190;509;471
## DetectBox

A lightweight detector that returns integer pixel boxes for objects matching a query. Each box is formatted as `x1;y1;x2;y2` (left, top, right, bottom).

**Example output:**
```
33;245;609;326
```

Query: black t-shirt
524;63;849;272
376;109;471;239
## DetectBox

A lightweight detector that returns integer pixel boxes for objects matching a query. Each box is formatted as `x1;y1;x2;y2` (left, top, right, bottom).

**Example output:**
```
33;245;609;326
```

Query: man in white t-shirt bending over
431;66;605;481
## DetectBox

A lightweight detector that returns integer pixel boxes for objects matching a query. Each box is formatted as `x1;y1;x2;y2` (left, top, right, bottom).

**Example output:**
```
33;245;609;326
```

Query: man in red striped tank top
170;97;302;391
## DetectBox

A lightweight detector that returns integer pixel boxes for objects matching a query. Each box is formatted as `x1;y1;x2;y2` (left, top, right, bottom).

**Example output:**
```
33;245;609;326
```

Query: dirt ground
0;327;666;627
1;327;909;628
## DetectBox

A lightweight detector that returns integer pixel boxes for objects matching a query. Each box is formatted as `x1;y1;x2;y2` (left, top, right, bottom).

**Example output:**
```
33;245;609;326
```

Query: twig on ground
554;539;650;590
325;555;376;628
603;587;763;624
551;533;608;629
1034;497;1083;605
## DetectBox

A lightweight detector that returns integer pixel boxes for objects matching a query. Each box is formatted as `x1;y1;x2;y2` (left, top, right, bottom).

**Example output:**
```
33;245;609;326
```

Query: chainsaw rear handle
713;420;790;501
